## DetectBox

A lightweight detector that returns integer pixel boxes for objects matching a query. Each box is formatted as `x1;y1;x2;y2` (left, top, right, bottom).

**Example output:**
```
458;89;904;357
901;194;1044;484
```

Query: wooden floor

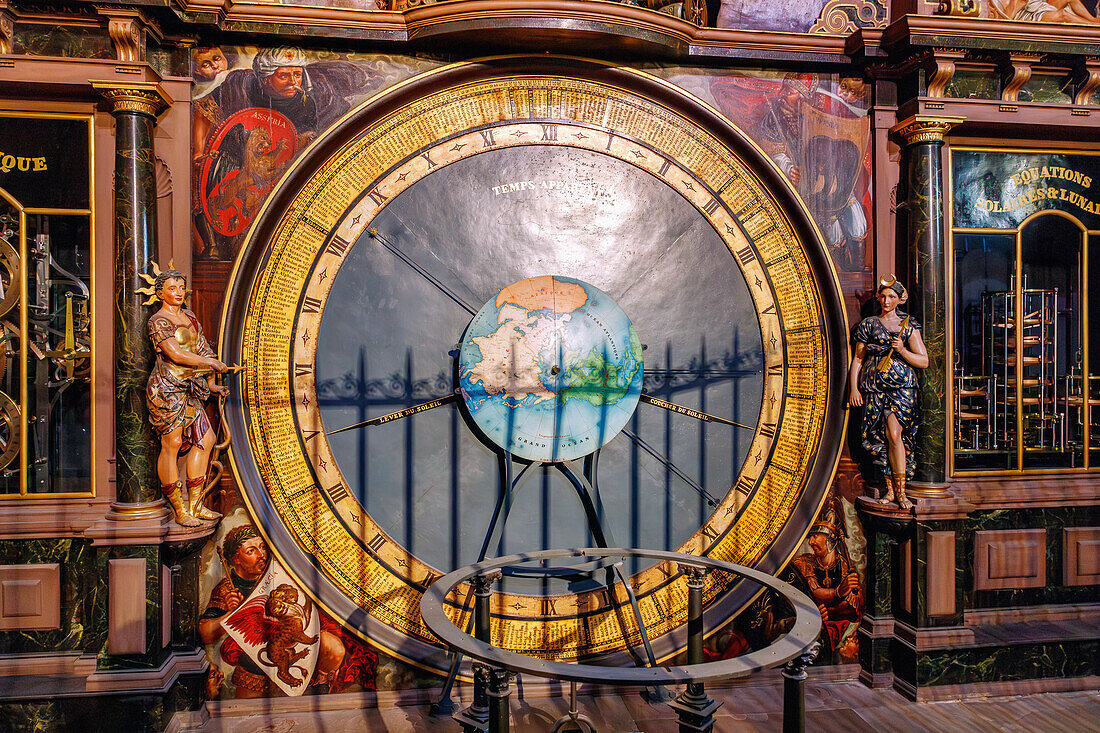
178;675;1100;732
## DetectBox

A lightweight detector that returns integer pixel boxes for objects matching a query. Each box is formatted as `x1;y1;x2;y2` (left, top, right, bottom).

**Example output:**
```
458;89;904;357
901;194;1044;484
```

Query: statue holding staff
146;267;229;525
848;276;928;511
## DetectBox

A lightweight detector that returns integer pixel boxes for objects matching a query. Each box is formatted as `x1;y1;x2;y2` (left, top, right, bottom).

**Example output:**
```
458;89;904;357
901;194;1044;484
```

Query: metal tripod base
550;714;597;733
550;680;598;733
643;685;676;703
430;694;459;717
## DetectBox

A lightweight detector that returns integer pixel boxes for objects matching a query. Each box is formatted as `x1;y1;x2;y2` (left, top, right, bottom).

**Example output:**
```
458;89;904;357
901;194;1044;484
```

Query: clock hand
326;393;458;436
368;228;476;315
644;366;761;379
172;363;246;378
639;393;755;431
620;428;719;507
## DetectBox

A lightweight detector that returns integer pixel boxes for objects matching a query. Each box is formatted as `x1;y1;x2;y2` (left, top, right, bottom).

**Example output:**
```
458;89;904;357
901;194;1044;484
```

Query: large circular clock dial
221;57;848;673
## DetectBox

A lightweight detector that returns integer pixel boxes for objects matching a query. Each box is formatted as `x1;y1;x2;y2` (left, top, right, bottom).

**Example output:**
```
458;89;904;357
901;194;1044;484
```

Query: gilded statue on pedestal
848;276;928;511
145;267;228;525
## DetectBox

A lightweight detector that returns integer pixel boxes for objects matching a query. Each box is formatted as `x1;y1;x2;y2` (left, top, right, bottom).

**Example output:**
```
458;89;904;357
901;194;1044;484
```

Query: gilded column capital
91;82;170;118
890;115;965;146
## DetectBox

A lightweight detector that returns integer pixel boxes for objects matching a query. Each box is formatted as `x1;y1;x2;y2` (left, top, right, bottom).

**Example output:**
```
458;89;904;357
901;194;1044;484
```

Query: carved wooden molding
160;0;858;57
1063;527;1100;586
95;6;147;63
0;1;14;56
926;531;956;616
107;558;147;655
1075;57;1100;107
924;48;967;98
935;0;981;15
973;528;1046;591
1001;53;1041;103
808;0;888;35
154;156;172;198
890;114;965;145
0;563;60;631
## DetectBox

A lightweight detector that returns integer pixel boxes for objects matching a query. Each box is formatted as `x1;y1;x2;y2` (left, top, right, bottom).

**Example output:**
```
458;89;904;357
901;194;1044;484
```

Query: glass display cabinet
0;114;93;496
953;204;1096;472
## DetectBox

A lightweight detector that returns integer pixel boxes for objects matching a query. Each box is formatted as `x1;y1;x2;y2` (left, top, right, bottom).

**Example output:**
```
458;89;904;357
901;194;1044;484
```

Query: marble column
889;115;964;495
96;84;169;517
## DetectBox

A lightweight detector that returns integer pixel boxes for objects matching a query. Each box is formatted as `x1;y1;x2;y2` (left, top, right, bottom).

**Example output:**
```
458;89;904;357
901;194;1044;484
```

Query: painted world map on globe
459;275;644;462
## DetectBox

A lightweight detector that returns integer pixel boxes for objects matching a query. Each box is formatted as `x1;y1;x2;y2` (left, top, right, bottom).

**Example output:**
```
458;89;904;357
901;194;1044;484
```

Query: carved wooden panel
1063;527;1100;587
108;558;147;655
0;563;60;631
927;531;956;616
974;529;1046;591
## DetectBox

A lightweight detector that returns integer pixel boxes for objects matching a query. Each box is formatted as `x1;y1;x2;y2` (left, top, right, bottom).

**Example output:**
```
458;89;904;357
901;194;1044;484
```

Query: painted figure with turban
194;46;371;147
192;47;374;258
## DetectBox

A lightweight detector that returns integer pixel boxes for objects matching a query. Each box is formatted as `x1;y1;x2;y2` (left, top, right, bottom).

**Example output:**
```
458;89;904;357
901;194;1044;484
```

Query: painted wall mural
199;510;382;698
191;47;441;262
987;0;1100;23
198;503;441;699
702;491;867;666
703;70;873;278
715;0;887;33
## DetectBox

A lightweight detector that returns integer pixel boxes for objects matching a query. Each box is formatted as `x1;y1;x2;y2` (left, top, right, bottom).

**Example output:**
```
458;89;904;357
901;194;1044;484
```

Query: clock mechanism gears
0;205;91;479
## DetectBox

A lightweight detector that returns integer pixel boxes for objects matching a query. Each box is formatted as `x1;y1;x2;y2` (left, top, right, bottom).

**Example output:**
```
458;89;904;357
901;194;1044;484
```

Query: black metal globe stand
420;548;822;733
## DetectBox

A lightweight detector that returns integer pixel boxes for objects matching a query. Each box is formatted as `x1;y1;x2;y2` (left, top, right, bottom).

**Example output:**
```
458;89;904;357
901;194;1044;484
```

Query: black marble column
890;115;964;493
99;85;169;513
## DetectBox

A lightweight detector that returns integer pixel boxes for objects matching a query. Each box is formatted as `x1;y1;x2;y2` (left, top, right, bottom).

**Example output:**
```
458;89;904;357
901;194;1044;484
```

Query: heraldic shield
222;558;321;696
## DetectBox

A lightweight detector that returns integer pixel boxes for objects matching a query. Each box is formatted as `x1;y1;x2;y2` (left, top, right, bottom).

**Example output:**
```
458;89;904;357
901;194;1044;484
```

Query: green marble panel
12;24;112;59
916;638;1098;687
944;69;999;100
870;530;894;617
0;539;90;655
1018;73;1073;104
858;628;893;677
163;537;208;649
0;701;67;733
0;669;205;732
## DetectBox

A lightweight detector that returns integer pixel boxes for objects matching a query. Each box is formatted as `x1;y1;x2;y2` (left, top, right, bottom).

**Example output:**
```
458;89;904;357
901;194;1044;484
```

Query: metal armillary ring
420;547;822;687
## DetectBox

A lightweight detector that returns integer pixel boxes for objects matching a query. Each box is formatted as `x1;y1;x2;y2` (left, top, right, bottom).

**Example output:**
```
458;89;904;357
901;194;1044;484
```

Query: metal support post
668;564;721;733
550;681;597;733
487;667;512;733
781;641;820;733
454;570;501;733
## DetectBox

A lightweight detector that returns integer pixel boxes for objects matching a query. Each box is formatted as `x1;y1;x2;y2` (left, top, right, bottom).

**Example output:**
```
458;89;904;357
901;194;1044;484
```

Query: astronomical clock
220;56;848;673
